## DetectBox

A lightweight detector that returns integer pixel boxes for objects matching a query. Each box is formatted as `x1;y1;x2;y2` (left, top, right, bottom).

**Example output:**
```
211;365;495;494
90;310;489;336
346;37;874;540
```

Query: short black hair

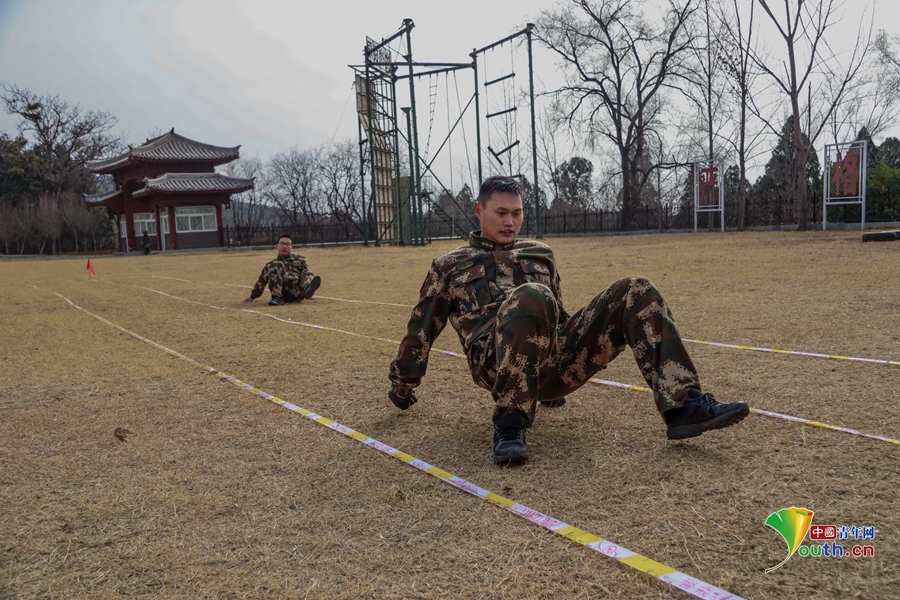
278;233;293;243
477;175;522;205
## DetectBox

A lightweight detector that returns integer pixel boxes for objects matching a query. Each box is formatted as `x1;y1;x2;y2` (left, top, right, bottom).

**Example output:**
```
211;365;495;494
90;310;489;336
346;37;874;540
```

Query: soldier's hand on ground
389;389;419;410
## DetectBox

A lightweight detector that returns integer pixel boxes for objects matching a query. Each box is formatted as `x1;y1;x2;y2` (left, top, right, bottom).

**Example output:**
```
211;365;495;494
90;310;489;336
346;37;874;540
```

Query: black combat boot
388;389;418;410
493;412;529;465
664;389;749;439
304;276;321;299
268;295;285;306
540;397;566;408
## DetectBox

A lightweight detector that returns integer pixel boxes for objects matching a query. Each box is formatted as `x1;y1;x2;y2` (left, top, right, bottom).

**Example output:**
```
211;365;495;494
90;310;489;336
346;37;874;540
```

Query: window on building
122;213;157;237
175;206;217;232
121;207;215;238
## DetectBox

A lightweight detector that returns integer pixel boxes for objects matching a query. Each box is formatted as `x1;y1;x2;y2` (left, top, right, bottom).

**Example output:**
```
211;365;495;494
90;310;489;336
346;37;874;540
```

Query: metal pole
402;106;416;245
861;142;867;230
357;99;369;246
390;71;403;244
822;146;828;231
526;23;542;238
364;53;380;246
405;19;424;246
719;158;725;232
391;75;404;244
472;48;483;185
693;162;699;233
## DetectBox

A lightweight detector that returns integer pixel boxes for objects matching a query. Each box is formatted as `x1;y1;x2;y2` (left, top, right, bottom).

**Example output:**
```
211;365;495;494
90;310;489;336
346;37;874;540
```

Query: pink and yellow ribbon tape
54;291;742;600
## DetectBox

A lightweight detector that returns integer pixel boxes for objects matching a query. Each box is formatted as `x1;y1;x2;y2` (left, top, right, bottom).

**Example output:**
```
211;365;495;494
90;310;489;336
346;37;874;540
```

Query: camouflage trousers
468;278;701;426
266;263;317;302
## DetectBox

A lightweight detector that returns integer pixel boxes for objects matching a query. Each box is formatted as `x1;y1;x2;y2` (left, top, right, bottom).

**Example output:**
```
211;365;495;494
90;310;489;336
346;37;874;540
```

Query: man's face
276;238;292;257
475;191;523;245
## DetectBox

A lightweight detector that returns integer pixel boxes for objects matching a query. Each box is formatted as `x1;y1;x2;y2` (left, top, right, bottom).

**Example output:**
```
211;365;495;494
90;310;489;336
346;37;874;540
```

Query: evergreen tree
723;164;750;226
854;127;877;168
0;133;42;201
876;137;900;169
550;156;593;213
519;176;548;214
750;119;821;224
866;163;900;221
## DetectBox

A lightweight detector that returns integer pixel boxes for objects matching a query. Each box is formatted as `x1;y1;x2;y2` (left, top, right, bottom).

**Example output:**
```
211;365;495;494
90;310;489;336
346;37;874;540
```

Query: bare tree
826;28;900;145
752;0;872;230
61;192;114;252
35;194;63;254
537;0;697;229
0;202;14;253
1;84;123;196
715;0;769;230
317;139;366;234
534;107;566;204
264;147;322;227
875;29;900;78
23;205;35;253
220;156;268;237
679;0;731;162
12;202;35;254
827;74;900;147
64;196;82;250
672;0;733;230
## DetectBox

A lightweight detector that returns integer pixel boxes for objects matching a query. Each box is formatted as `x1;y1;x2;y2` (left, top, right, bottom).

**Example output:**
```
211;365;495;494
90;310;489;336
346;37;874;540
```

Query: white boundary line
101;280;900;447
147;276;900;368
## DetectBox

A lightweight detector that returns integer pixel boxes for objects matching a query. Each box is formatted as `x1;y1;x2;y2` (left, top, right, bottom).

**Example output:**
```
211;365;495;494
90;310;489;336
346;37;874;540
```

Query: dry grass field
1;229;898;599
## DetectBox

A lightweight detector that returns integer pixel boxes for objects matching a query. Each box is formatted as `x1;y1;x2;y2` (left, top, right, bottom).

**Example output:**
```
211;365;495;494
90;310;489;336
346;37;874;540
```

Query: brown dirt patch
1;229;898;599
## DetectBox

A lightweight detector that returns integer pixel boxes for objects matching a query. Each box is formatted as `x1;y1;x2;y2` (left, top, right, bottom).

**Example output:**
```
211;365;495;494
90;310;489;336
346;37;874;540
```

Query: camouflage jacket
389;231;569;396
249;253;308;299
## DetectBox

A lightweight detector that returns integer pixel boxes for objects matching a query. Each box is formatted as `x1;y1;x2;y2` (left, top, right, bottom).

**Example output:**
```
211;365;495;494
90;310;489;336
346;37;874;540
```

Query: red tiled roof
87;129;240;173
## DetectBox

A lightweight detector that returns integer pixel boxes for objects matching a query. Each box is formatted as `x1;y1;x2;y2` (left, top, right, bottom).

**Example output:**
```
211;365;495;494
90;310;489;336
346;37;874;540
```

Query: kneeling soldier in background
244;234;321;306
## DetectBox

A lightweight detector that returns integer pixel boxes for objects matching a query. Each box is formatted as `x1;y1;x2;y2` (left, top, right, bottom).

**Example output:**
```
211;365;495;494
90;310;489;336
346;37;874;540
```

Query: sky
1;0;899;180
0;0;561;160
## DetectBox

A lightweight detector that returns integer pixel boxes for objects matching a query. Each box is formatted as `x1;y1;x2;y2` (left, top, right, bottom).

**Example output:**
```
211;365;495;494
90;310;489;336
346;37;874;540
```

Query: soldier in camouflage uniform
389;176;749;465
244;234;321;306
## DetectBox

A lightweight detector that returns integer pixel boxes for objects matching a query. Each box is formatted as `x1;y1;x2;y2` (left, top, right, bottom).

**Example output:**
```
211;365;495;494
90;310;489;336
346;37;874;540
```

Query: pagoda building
85;129;254;252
